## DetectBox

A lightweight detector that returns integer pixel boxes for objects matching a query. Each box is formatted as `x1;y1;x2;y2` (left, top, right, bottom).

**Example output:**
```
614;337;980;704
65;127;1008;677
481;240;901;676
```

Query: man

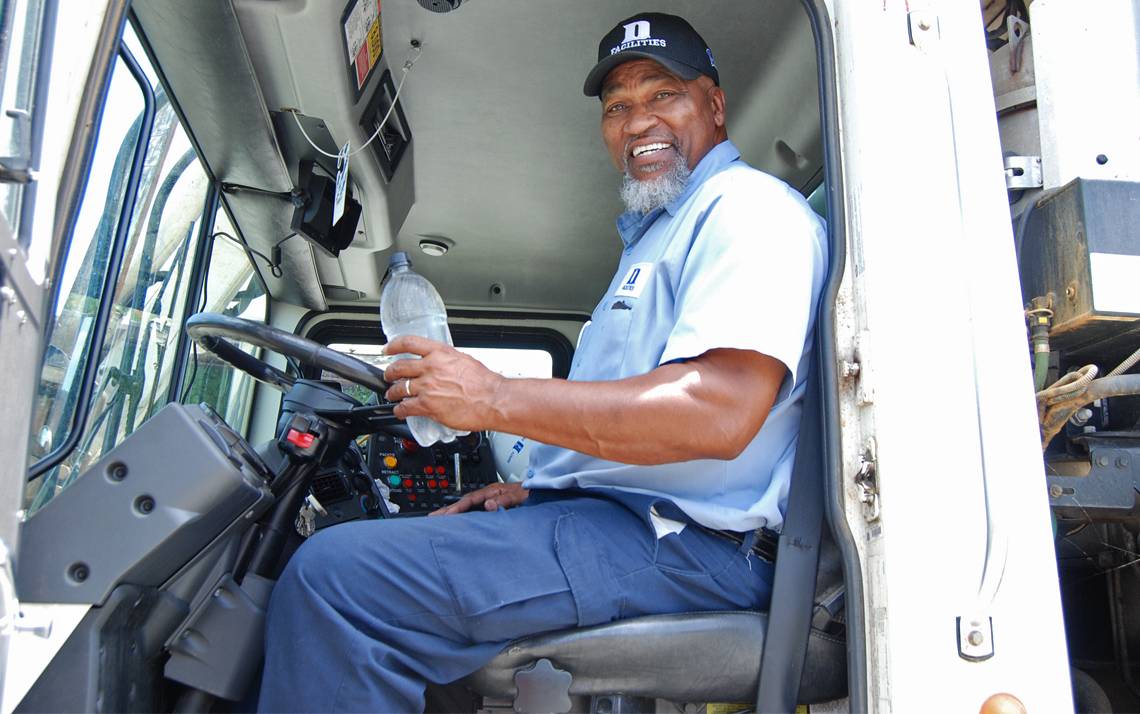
259;12;826;713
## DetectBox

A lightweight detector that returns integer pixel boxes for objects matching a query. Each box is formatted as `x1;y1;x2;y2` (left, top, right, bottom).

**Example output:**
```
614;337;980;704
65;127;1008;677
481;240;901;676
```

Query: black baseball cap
583;12;719;97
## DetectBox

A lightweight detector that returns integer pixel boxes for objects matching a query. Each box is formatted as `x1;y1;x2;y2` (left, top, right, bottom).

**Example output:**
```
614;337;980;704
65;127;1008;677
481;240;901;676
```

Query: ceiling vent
417;0;465;12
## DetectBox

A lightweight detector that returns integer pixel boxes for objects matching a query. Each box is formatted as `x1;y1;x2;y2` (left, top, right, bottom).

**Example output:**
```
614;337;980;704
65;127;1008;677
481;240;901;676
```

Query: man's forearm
383;337;786;466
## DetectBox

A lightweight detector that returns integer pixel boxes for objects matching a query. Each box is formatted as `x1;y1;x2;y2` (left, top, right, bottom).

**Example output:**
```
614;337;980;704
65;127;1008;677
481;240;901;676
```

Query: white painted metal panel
831;0;1072;710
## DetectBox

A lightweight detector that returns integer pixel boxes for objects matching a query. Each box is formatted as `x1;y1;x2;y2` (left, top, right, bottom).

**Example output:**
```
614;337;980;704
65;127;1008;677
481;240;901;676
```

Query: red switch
286;429;315;449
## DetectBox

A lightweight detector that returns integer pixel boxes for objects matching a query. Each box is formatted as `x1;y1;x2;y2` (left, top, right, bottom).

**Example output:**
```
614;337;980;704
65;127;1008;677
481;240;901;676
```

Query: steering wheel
185;312;390;394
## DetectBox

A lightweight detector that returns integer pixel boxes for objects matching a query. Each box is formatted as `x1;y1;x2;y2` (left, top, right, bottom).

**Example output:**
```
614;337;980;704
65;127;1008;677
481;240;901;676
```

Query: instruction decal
342;0;382;93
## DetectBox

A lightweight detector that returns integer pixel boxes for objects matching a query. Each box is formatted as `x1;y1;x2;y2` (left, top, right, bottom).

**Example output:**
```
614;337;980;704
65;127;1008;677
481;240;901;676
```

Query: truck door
0;0;127;705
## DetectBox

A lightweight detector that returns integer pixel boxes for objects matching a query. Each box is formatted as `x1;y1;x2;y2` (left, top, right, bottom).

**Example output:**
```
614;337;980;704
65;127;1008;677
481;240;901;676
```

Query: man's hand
382;335;506;432
429;482;529;516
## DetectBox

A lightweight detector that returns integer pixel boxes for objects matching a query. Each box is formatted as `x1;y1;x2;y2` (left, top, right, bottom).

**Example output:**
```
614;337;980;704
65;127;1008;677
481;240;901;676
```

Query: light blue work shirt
525;140;827;532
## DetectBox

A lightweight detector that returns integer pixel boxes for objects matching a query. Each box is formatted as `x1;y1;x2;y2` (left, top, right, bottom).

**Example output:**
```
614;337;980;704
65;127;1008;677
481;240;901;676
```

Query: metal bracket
855;444;880;523
1007;15;1030;73
1004;155;1043;190
957;615;995;661
0;165;37;185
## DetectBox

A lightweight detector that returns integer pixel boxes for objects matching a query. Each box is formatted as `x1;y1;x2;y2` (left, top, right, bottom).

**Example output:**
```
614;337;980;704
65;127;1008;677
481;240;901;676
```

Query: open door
0;0;127;706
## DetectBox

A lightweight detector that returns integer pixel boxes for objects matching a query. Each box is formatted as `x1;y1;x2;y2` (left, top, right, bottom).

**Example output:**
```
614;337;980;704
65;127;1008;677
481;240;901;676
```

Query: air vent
417;0;465;12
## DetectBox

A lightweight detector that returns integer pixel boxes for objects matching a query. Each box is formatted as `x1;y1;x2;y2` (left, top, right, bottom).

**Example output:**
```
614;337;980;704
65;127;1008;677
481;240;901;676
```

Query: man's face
599;58;727;181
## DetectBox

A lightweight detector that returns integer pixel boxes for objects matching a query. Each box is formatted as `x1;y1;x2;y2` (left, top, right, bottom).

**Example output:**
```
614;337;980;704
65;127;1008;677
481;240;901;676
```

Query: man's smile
631;141;672;158
625;137;681;177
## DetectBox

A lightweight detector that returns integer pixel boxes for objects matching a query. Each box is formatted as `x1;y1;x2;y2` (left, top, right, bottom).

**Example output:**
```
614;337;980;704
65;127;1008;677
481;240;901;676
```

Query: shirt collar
615;140;742;248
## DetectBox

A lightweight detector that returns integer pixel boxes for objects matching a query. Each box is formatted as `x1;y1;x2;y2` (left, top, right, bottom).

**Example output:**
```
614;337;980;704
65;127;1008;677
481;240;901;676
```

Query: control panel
367;431;498;514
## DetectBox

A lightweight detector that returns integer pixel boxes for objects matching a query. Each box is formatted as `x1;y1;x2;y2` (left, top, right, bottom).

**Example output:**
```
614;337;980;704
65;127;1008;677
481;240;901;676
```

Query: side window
26;25;212;512
179;208;266;432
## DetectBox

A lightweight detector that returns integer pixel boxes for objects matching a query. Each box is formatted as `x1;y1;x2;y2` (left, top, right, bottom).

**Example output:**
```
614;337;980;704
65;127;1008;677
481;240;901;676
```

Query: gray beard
619;151;692;215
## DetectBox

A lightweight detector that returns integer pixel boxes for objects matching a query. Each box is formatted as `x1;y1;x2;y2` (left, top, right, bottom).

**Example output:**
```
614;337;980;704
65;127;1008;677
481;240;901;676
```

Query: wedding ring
404;378;413;398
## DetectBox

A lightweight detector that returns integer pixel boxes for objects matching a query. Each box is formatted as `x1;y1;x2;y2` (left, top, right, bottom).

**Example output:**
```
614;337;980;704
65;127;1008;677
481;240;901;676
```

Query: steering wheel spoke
203;335;295;390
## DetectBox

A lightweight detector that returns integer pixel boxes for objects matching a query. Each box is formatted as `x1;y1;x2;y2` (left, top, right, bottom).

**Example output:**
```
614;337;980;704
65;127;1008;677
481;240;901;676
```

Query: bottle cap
388;251;412;269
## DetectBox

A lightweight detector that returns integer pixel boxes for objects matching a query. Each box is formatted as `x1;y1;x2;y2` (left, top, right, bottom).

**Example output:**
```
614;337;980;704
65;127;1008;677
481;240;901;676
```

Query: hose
1036;365;1098;406
1033;352;1050;391
1025;299;1053;391
1039;374;1140;448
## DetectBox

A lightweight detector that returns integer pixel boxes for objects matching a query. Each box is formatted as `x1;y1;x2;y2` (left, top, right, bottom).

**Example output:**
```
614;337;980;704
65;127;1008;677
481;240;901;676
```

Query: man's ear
707;85;727;127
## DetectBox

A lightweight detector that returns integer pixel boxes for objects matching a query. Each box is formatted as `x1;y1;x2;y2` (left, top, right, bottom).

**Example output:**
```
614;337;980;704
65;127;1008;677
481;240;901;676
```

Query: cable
287;44;422;159
213;230;284;279
1108;345;1140;378
181;342;200;402
181;263;208;403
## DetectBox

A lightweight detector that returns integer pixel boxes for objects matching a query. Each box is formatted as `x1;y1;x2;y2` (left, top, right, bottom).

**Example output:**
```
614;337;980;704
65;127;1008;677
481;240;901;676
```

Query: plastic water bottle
379;251;468;446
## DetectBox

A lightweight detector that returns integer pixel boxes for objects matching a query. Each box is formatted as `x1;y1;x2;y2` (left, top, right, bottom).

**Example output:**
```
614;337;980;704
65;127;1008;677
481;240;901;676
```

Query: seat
465;536;847;707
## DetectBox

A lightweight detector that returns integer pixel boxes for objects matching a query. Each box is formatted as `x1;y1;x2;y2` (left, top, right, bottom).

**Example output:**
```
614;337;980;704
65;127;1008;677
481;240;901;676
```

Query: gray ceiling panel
133;0;327;311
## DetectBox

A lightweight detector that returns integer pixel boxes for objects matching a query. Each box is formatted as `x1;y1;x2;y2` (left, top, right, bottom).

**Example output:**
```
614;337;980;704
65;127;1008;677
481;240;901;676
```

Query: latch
854;443;880;522
957;614;995;661
1004;155;1043;190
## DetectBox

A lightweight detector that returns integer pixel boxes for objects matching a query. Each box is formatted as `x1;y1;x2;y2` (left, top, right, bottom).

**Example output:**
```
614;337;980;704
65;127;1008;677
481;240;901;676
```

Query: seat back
756;351;829;712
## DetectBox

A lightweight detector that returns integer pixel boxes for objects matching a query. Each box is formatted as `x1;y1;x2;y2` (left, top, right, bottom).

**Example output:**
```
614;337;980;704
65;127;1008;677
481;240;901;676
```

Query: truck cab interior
19;0;853;711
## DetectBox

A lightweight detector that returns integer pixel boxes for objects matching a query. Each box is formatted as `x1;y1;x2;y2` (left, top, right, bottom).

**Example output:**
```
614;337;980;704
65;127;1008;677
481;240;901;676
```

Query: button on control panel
368;432;497;514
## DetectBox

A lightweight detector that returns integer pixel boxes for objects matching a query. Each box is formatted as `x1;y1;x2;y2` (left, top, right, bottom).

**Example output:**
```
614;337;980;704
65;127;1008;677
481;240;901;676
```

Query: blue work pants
258;491;773;712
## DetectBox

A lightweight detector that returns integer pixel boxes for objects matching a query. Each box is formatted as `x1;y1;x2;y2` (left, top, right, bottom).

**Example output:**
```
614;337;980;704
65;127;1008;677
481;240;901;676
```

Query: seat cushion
465;611;846;705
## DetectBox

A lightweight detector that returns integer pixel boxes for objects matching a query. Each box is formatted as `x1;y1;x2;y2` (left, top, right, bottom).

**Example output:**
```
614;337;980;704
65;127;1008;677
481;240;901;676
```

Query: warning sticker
342;0;382;91
367;19;383;66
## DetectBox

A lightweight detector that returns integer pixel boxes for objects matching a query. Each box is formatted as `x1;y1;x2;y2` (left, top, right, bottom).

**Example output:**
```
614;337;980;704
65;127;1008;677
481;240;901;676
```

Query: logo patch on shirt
614;262;653;299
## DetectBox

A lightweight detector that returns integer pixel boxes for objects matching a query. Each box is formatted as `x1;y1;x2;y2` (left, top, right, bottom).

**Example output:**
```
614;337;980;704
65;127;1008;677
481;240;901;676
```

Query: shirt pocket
578;300;635;379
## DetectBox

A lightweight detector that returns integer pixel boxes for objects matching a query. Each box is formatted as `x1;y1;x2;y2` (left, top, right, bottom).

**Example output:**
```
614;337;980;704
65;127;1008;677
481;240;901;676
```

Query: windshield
25;26;264;514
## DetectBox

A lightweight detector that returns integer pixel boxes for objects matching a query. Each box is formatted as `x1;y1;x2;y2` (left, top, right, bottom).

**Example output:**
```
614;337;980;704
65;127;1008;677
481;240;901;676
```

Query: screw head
917;18;931;30
1096;154;1109;165
68;562;90;583
1049;484;1063;498
134;495;155;515
967;630;985;646
108;463;128;481
1117;456;1131;468
1097;455;1109;467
